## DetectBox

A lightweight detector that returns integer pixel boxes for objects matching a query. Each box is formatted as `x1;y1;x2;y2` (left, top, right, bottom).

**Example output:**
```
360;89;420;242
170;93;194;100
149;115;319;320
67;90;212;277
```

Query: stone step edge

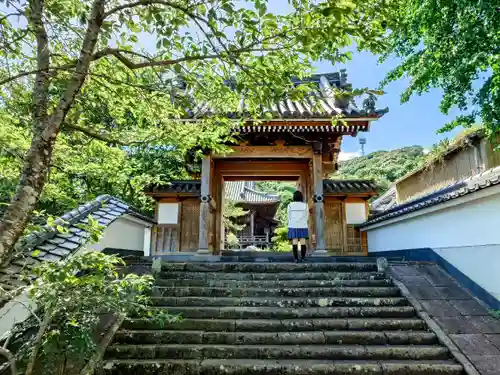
155;274;389;277
153;285;399;292
101;358;463;364
154;280;393;286
101;359;463;375
150;306;415;312
115;329;435;336
122;317;428;330
113;330;437;343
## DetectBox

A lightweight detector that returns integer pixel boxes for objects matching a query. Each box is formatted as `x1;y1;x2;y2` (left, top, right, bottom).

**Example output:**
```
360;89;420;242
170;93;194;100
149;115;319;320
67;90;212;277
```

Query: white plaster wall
0;215;152;338
364;191;500;302
434;245;500;301
86;215;151;252
366;193;500;252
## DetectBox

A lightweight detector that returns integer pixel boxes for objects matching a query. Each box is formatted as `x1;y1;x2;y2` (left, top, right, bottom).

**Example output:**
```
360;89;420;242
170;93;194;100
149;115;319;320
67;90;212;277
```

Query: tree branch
0;347;16;375
62;123;128;145
28;0;50;131
24;313;52;375
44;0;106;138
104;0;202;19
107;49;220;69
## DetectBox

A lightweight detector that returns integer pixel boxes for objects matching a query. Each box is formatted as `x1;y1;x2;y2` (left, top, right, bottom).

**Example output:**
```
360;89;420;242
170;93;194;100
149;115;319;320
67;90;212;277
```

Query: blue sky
323;52;461;159
260;1;462;158
1;1;462;157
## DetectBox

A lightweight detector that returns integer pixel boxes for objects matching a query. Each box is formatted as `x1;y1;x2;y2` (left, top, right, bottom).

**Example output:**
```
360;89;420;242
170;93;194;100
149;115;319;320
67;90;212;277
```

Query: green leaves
382;0;500;135
26;252;175;372
0;0;392;254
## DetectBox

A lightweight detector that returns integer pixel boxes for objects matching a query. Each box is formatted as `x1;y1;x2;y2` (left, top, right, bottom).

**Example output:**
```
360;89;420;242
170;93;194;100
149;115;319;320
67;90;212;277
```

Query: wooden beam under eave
324;193;377;199
145;192;199;200
212;145;313;159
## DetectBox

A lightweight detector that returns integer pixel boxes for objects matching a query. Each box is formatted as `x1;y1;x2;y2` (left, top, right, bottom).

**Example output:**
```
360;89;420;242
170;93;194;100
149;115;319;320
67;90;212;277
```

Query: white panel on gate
345;203;366;224
157;203;179;224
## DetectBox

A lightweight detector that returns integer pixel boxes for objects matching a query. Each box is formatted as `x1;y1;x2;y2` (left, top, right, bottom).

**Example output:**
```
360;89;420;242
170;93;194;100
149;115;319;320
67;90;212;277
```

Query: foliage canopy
335;146;425;191
0;0;393;263
382;0;500;136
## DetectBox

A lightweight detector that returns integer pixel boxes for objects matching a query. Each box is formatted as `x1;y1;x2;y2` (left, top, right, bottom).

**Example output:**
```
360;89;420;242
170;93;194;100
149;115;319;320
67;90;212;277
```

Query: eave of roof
146;179;379;198
0;195;153;308
183;73;388;121
324;179;378;195
360;165;500;228
225;181;280;203
394;129;485;185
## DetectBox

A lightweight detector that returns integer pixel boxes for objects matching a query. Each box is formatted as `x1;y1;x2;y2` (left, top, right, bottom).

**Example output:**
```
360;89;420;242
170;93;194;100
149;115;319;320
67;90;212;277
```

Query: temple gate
145;72;386;256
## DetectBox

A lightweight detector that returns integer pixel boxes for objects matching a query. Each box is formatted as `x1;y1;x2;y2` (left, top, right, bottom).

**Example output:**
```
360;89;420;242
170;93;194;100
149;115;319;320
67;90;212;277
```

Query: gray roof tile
48;237;66;245
38;253;62;262
60;234;84;244
98;218;113;226
147;179;378;200
57;241;80;251
187;72;388;121
323;179;378;194
49;248;72;257
0;194;153;309
32;250;47;258
68;226;83;234
225;181;280;203
362;166;500;227
37;244;57;252
145;181;201;195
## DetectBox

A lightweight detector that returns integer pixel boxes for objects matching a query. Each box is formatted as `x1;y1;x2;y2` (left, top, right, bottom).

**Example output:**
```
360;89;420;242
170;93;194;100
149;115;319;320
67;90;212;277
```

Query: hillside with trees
334;146;426;191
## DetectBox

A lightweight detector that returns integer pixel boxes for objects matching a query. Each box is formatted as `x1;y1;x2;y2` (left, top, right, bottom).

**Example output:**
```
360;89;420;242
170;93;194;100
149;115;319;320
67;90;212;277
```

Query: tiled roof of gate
371;186;397;213
225;181;280;203
0;195;153;308
323;179;378;194
185;72;388;121
145;181;202;195
361;166;500;227
146;180;378;197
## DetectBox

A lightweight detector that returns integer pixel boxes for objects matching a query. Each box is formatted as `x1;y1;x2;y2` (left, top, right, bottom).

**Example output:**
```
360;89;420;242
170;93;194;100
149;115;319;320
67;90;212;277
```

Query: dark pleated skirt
288;228;309;240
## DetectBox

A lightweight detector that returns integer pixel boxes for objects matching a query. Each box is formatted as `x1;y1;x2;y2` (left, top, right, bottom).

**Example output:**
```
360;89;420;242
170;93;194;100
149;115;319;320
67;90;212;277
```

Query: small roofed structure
146;71;386;255
224;181;280;250
145;179;379;254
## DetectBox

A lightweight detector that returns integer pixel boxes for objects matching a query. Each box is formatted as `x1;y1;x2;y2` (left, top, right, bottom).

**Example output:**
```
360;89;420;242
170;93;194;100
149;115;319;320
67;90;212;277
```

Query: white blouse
287;202;309;229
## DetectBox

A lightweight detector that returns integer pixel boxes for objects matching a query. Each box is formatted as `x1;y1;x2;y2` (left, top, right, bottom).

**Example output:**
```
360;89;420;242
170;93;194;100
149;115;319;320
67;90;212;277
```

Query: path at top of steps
99;261;464;375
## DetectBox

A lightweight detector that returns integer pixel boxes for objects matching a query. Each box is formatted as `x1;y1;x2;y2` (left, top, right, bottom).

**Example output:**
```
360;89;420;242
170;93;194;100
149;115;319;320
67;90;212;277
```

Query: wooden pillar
198;154;211;254
215;175;224;252
250;210;255;239
312;151;327;256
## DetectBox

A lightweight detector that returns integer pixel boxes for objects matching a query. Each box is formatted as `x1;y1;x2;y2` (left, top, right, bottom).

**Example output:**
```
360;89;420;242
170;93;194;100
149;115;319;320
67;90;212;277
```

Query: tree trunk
25;313;52;375
0;134;57;263
0;0;106;265
0;0;51;265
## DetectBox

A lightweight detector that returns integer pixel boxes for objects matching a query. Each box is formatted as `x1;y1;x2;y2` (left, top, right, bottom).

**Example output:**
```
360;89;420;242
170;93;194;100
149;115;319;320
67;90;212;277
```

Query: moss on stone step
152;286;401;298
113;330;437;346
160;263;379;273
157;271;387;281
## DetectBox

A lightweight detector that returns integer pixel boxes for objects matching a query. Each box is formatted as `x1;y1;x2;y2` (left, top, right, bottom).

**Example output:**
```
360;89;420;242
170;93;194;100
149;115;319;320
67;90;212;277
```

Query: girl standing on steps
287;190;309;262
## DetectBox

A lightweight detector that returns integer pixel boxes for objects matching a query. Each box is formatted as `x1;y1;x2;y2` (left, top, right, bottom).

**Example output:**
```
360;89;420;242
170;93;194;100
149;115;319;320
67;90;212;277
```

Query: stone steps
149;296;410;307
157;271;387;281
160;262;379;273
122;317;428;331
153;286;401;297
99;262;464;375
146;306;417;319
106;343;451;360
113;330;438;345
154;278;393;287
100;359;463;375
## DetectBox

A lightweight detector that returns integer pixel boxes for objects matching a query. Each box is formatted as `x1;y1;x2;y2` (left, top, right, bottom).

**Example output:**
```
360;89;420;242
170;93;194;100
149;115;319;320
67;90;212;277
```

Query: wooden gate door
324;199;344;254
180;200;200;251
